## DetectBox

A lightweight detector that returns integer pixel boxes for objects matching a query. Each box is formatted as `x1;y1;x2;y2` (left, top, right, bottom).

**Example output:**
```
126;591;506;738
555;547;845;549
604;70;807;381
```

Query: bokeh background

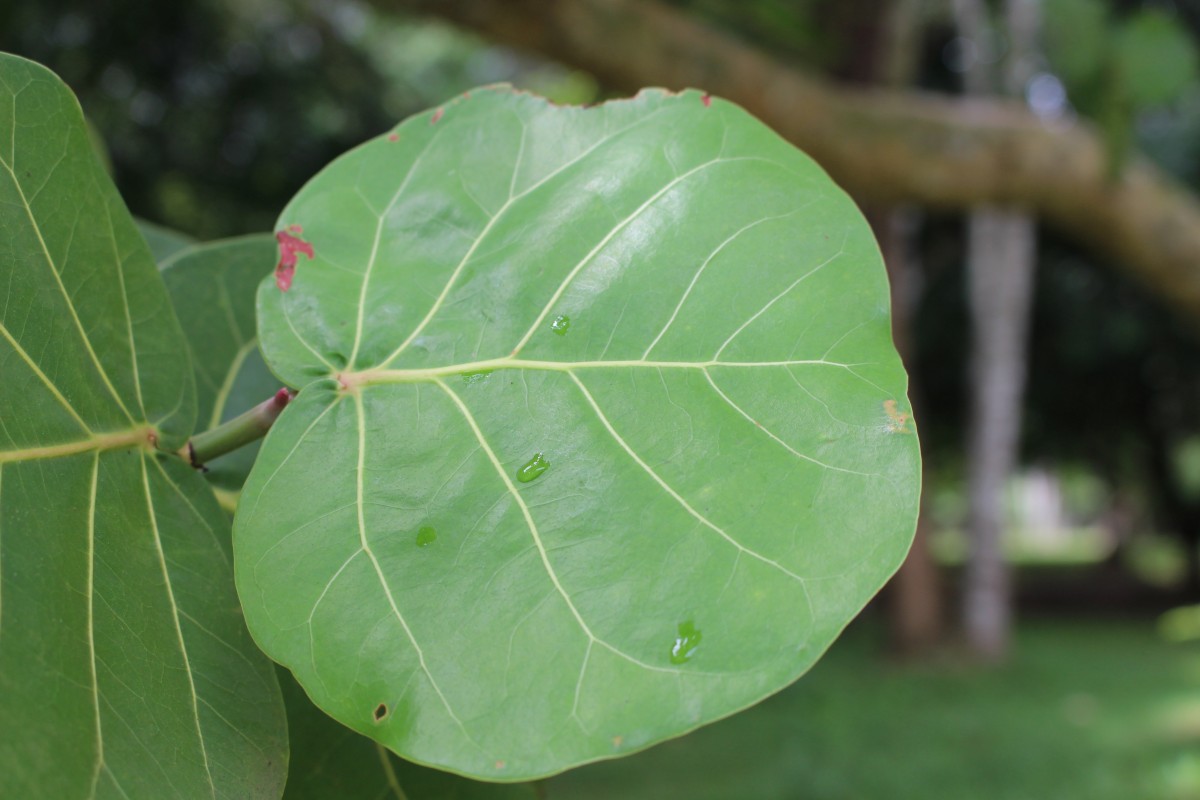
5;0;1200;797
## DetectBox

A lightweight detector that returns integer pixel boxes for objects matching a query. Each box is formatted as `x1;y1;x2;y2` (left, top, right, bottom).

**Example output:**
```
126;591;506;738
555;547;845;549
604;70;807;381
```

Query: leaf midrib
339;356;863;390
0;427;156;465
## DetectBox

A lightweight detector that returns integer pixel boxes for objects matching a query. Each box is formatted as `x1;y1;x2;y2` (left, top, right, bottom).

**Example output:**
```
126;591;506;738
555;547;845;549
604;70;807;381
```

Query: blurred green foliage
1160;603;1200;642
1043;0;1199;174
667;0;839;70
0;0;593;239
1043;0;1110;85
1114;10;1200;107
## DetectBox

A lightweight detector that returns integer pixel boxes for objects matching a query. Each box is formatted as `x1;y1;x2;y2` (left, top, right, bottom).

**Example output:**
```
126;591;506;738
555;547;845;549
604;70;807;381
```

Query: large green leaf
139;218;198;266
236;86;920;780
162;236;280;500
281;667;538;799
0;54;287;797
159;236;529;795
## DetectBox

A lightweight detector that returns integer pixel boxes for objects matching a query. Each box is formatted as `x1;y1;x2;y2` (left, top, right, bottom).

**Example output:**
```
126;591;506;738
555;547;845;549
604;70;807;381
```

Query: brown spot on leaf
373;703;388;722
612;735;623;748
275;227;314;292
388;132;399;142
701;93;712;107
494;760;506;770
431;107;444;124
884;399;913;433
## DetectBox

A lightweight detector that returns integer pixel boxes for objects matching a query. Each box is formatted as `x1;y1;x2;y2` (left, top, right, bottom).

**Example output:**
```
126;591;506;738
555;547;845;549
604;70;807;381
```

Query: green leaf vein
0;148;137;425
139;453;218;800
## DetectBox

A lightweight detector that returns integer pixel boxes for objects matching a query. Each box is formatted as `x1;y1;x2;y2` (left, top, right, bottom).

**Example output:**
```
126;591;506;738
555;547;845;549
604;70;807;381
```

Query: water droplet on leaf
670;620;702;664
516;453;550;483
550;315;570;335
416;526;437;547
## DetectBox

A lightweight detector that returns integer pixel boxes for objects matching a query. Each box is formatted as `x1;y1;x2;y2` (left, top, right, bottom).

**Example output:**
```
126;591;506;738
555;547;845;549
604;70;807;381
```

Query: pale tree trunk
958;0;1039;662
963;209;1036;660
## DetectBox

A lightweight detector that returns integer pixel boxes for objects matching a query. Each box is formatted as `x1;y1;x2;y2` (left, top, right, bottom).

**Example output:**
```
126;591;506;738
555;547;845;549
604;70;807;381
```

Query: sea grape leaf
237;86;920;780
280;667;538;799
0;53;287;797
162;235;280;500
139;217;198;265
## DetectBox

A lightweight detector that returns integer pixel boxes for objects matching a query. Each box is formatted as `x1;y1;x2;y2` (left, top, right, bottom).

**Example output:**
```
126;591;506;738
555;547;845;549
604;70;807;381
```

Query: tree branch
387;0;1200;321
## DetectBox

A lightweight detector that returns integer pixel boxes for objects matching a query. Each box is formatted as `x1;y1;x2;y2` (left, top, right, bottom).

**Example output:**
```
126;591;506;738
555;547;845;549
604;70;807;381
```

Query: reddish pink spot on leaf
275;228;314;292
431;107;444;124
388;132;399;142
701;93;712;107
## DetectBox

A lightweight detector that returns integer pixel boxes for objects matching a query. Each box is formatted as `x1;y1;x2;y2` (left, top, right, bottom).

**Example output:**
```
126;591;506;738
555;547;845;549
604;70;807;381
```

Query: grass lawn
547;616;1200;799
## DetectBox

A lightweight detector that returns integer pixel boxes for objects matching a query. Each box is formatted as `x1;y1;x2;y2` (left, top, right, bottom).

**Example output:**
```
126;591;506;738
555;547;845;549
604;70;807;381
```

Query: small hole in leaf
373;703;388;722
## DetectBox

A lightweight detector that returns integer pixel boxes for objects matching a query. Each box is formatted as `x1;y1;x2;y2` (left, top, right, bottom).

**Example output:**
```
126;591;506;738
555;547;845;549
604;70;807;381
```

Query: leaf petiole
183;388;295;467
